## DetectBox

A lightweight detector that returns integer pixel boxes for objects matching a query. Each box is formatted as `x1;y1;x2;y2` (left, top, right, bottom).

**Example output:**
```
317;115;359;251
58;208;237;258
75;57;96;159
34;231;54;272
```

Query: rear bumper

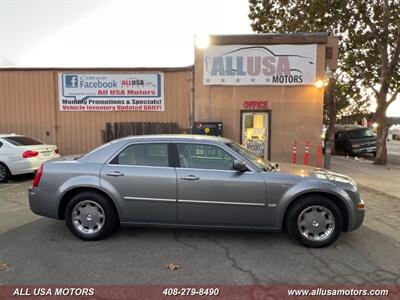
28;187;60;219
11;155;61;175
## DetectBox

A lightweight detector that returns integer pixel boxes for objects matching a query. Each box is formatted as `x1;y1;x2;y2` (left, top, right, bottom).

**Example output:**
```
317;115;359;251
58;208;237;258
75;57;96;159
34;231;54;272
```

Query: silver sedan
28;135;365;248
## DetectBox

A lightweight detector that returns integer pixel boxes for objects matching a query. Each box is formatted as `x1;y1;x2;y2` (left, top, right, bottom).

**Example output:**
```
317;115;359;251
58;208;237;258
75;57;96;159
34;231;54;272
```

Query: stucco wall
194;43;327;163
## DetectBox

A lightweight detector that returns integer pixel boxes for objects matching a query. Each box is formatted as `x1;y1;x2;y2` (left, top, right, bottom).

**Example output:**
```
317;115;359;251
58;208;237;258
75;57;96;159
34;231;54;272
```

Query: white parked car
0;134;60;183
389;125;400;140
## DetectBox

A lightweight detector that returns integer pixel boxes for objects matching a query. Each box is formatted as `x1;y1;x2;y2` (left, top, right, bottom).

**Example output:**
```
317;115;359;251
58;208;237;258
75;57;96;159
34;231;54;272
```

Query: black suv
328;125;377;156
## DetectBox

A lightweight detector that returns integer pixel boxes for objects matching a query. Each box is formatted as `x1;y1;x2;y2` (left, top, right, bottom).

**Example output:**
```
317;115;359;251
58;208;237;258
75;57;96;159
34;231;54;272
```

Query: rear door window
111;143;170;167
4;136;43;146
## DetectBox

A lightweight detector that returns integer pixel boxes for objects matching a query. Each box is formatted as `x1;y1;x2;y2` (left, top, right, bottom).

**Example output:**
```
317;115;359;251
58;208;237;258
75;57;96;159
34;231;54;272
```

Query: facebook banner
58;73;164;111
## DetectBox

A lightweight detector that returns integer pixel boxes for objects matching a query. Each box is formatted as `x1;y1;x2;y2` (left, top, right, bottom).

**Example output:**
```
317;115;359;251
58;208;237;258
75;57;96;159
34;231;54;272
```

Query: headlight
352;144;361;148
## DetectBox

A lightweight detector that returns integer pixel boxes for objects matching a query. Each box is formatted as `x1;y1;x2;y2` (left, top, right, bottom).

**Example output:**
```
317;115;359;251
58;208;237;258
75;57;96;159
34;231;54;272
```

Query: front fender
267;179;353;230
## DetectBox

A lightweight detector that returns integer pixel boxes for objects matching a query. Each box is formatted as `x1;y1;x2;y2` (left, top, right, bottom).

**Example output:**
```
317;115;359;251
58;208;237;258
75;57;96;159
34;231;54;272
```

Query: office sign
203;44;316;85
243;100;269;109
59;73;164;111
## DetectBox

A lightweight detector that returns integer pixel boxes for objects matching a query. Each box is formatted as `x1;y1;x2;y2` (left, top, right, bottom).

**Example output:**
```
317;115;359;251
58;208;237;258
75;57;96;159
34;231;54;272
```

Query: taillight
55;148;59;154
33;164;43;187
23;150;39;158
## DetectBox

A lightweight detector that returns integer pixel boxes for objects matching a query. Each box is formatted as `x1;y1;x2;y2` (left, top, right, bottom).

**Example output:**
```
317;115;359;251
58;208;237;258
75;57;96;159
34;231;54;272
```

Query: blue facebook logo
65;75;78;88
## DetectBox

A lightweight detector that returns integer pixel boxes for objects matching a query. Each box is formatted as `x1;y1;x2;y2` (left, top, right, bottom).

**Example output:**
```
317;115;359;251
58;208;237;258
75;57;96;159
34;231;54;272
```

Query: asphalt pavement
1;174;400;285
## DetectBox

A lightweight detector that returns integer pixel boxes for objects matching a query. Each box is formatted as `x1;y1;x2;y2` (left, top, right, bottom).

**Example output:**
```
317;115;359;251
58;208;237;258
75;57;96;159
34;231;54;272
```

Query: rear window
4;136;43;146
346;129;375;139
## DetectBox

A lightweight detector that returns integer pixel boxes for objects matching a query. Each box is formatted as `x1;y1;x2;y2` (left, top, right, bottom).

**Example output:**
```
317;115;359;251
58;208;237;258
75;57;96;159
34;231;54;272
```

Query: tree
323;73;369;153
323;73;370;125
249;0;400;165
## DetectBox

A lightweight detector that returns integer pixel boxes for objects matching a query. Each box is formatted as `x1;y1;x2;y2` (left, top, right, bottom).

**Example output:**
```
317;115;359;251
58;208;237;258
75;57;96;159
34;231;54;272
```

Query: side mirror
233;160;248;172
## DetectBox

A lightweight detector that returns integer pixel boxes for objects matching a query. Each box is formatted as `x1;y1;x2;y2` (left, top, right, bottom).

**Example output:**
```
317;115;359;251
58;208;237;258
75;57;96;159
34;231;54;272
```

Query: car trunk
26;145;58;160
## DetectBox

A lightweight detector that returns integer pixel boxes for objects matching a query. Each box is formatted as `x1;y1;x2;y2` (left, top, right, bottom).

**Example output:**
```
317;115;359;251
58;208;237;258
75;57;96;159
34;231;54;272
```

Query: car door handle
180;175;200;181
106;171;124;177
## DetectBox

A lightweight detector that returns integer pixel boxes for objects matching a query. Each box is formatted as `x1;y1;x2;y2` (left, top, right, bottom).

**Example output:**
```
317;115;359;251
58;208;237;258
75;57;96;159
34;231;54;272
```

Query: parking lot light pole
323;66;335;169
324;141;331;169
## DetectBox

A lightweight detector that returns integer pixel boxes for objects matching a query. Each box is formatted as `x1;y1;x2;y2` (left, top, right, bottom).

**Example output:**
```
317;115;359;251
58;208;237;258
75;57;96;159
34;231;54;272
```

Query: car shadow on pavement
1;217;400;285
7;173;35;183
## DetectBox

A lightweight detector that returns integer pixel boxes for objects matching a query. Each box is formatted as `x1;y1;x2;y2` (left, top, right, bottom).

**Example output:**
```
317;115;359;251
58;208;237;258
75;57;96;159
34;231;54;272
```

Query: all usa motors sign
58;73;164;111
203;45;316;85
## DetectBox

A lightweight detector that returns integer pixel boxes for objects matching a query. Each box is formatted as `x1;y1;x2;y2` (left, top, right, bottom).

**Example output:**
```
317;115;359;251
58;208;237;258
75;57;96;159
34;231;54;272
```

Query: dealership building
0;33;338;162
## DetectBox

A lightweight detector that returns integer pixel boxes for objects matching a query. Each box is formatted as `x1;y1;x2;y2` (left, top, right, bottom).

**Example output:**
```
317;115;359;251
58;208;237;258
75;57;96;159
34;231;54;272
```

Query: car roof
0;133;21;138
111;134;233;144
78;134;234;163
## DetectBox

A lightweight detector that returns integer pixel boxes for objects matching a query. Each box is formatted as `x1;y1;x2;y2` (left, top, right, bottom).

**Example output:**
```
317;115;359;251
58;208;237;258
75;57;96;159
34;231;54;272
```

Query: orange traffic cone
304;140;310;166
291;140;297;165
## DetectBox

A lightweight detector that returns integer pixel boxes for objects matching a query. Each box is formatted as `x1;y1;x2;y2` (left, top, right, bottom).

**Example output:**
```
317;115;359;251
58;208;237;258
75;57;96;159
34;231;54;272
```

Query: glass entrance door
241;111;270;159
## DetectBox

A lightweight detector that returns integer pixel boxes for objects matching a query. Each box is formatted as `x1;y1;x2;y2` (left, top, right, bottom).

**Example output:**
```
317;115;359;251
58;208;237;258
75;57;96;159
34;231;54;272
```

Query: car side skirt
119;221;281;231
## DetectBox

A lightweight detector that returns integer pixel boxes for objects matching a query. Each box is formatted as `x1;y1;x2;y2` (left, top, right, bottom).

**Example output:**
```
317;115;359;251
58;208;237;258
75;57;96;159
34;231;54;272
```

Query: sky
0;0;399;116
0;0;252;67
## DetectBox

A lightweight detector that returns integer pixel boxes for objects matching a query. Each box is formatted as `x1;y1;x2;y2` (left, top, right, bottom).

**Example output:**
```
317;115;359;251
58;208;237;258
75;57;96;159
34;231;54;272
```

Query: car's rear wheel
0;163;11;183
286;196;343;248
65;192;118;240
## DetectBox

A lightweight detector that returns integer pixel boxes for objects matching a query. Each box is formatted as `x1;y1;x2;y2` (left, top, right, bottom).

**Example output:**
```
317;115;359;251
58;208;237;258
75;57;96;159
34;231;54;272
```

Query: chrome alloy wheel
297;205;335;242
0;165;7;181
71;200;106;235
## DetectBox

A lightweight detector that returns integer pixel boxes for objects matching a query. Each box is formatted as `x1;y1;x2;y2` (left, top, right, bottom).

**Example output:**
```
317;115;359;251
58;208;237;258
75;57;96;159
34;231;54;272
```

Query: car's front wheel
65;191;118;240
0;163;11;183
286;196;343;248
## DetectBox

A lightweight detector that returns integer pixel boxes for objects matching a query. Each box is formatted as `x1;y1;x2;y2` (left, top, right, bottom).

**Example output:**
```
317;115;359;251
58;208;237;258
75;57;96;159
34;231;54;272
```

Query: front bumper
352;147;376;154
347;198;365;231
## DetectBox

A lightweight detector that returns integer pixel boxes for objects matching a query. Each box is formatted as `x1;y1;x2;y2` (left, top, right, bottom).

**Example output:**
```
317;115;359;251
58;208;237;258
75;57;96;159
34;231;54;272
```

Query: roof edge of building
0;65;194;72
209;32;331;45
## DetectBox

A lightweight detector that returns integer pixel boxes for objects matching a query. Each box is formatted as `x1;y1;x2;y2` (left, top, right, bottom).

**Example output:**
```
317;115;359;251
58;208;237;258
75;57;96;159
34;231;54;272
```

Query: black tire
285;196;343;248
65;191;119;240
0;163;11;183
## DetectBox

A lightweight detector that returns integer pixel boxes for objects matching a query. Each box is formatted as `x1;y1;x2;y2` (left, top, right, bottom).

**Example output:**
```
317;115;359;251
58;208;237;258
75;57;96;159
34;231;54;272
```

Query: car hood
277;163;357;185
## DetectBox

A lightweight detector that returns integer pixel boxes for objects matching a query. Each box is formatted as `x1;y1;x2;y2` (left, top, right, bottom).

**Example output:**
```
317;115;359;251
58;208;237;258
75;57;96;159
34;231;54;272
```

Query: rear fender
57;175;122;220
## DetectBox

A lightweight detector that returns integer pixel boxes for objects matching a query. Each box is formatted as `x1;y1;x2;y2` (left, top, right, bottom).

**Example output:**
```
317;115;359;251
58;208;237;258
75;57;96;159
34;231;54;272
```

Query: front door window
176;143;234;170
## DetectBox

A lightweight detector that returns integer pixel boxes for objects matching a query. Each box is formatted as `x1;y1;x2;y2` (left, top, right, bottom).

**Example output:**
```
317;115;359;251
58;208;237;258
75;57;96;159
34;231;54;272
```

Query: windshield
347;128;375;139
227;142;275;171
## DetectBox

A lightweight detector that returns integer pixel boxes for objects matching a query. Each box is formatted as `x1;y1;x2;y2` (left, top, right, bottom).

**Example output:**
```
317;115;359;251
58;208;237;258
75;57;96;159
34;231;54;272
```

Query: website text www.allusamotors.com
288;287;389;297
